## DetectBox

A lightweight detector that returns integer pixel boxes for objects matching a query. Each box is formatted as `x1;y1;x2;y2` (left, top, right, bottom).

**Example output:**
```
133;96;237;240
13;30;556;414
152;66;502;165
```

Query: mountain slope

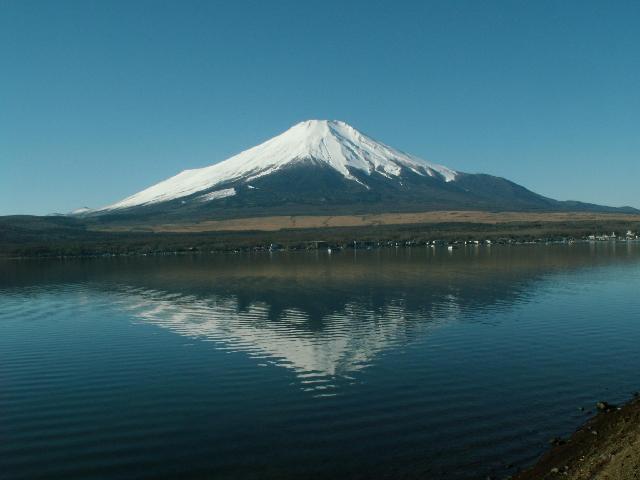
100;120;456;211
87;120;636;220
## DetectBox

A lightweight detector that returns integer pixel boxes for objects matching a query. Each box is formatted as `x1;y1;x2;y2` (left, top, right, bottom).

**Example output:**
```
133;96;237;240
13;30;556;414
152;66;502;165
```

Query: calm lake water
2;244;640;479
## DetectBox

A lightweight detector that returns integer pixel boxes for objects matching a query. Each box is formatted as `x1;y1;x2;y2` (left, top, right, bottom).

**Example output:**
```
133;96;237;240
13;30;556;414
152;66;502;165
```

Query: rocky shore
513;395;640;480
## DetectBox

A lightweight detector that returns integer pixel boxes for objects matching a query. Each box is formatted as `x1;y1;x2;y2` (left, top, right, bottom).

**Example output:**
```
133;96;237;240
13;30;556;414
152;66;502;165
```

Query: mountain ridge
78;120;637;219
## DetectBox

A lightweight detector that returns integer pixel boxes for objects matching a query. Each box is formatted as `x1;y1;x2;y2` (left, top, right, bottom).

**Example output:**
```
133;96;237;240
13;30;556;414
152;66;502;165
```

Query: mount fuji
87;120;636;220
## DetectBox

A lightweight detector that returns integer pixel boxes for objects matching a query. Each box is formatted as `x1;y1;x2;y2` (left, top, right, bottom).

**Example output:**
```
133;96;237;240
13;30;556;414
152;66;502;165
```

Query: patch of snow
99;120;458;211
198;188;236;201
69;207;92;215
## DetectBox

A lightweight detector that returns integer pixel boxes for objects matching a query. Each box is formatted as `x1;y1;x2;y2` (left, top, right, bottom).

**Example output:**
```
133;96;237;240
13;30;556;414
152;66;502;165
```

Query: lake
2;243;640;479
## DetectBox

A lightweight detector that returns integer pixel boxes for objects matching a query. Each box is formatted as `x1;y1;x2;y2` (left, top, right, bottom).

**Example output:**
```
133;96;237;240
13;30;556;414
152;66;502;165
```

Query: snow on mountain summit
102;120;458;210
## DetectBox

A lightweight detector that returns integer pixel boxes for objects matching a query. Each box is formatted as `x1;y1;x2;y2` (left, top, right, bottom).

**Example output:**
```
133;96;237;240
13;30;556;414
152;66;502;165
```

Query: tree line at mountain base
1;214;639;258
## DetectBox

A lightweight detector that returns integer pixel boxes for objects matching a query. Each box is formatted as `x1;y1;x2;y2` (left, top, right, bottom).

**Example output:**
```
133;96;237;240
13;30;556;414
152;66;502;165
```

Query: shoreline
2;238;639;261
513;394;640;480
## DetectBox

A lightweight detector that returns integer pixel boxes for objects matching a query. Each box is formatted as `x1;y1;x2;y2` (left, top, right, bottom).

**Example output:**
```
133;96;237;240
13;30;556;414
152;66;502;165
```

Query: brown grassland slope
92;211;640;233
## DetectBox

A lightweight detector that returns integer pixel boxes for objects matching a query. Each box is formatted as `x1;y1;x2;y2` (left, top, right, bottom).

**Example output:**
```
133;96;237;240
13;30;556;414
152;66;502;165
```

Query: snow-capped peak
100;120;457;211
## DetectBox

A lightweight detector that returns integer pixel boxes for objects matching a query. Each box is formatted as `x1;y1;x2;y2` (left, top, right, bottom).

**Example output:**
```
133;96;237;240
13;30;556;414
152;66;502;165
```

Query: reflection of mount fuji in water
123;289;458;382
5;244;639;388
111;245;640;382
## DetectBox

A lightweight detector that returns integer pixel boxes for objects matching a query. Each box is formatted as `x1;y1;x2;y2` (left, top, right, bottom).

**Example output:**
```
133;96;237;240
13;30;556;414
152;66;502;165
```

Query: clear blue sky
1;0;638;215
